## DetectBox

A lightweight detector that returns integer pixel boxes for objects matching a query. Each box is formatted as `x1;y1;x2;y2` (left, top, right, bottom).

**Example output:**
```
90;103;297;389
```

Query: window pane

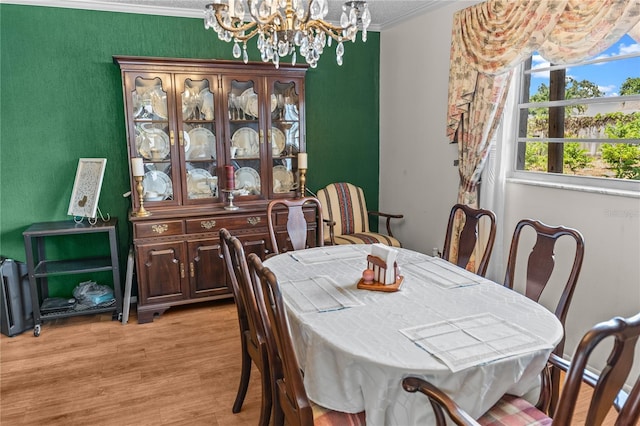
518;34;640;182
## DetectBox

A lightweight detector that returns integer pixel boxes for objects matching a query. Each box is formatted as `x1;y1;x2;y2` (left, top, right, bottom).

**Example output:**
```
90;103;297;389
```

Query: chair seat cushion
478;395;552;426
311;401;366;425
331;232;402;247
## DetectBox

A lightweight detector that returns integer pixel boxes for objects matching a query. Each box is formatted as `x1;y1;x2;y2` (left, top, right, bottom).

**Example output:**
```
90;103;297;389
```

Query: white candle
298;152;308;169
131;157;145;177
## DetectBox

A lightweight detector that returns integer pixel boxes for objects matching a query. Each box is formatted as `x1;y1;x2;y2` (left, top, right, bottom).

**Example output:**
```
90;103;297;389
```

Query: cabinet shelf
33;256;114;277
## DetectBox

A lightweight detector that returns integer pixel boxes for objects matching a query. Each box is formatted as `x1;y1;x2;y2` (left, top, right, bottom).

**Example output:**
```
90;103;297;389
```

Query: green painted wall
0;5;379;292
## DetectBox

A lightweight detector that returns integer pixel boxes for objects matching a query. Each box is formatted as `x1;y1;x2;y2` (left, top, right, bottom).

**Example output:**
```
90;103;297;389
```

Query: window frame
511;51;640;196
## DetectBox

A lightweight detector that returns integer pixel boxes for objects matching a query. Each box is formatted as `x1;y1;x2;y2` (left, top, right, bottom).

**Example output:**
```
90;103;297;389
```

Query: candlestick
132;175;151;217
298;153;307;197
131;157;145;177
223;189;239;210
298;152;308;169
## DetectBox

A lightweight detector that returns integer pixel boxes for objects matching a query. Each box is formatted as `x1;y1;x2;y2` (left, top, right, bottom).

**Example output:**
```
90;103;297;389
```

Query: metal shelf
33;257;113;277
23;219;123;336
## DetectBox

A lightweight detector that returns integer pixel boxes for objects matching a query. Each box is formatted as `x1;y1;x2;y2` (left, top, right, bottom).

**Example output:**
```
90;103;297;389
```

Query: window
515;34;640;192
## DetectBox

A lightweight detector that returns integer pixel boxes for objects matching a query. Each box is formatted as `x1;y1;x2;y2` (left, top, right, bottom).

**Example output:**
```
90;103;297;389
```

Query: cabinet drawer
134;220;184;238
185;217;221;234
219;213;267;231
185;214;267;234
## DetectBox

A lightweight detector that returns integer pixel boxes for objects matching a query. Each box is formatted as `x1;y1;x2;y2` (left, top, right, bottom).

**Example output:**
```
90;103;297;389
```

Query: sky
530;34;640;97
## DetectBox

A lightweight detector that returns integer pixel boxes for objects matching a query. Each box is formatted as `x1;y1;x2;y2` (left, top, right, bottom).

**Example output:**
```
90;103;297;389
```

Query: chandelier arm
247;10;286;28
305;20;352;40
233;27;262;42
213;12;258;35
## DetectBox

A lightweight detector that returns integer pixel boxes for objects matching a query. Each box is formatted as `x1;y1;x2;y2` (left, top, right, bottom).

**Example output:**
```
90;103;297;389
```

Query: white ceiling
2;0;458;31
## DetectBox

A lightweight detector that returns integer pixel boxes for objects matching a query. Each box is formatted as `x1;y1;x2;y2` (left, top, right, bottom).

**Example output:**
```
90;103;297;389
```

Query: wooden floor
1;300;262;425
1;301;617;425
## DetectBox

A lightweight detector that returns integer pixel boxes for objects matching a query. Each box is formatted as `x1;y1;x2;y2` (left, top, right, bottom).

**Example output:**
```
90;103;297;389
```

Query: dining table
263;244;563;425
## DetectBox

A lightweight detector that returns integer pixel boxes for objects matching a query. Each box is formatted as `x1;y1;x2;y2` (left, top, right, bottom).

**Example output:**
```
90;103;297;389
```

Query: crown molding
0;0;204;18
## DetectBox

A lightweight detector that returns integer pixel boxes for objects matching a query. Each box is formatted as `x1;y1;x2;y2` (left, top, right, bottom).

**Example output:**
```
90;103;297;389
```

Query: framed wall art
67;158;107;220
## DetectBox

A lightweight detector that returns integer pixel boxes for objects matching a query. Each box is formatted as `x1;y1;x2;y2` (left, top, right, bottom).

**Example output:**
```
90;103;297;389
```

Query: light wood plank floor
1;301;617;425
1;300;261;425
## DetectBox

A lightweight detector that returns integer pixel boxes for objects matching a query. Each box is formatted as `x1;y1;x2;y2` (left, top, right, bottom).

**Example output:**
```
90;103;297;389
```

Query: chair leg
272;381;284;426
233;339;252;413
258;357;272;426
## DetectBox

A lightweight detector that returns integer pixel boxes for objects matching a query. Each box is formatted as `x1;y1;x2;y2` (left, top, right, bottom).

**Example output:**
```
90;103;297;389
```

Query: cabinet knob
259;129;264;144
180;263;185;279
190;262;195;278
170;130;175;146
247;216;261;226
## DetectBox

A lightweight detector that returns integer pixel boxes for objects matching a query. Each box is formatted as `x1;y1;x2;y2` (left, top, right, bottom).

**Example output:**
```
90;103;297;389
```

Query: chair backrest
219;228;249;335
220;228;267;357
247;253;313;426
267;197;324;255
442;204;497;277
504;219;585;355
316;182;370;238
552;313;640;426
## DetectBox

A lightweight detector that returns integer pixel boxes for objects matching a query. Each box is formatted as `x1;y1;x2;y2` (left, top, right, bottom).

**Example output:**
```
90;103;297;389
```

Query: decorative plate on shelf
235;167;261;192
137;128;170;160
150;90;168;119
242;88;278;118
232;127;259;156
186;128;216;160
187;168;216;198
271;127;286;156
143;170;172;200
182;130;191;154
273;165;294;193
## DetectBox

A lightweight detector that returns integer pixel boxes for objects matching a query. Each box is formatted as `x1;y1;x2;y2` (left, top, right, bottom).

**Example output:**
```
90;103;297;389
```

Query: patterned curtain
446;0;640;270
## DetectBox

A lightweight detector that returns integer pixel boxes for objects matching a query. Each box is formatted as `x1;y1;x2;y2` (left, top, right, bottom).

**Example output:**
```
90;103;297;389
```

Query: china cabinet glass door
176;75;220;204
223;77;263;199
128;73;176;205
269;78;304;197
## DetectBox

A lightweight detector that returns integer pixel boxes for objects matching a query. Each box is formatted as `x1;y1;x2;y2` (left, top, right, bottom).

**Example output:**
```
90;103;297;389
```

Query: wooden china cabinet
114;56;316;323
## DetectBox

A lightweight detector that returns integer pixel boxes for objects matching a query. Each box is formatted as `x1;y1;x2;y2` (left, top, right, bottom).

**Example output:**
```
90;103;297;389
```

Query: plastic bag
72;280;115;309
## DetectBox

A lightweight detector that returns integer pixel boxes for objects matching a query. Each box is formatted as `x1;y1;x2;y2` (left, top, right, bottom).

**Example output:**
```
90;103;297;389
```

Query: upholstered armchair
316;182;403;247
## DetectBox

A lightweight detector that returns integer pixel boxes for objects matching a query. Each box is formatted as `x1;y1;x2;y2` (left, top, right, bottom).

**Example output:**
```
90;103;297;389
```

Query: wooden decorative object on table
357;254;404;292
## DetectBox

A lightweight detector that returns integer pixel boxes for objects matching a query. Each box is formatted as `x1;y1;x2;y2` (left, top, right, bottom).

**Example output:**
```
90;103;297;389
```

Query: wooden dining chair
504;219;585;413
402;312;640;426
316;182;403;247
219;228;271;426
246;252;366;426
441;203;497;277
504;219;585;356
266;197;324;255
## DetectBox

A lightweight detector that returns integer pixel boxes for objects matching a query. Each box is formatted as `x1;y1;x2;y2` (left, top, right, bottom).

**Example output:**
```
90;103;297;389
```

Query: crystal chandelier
204;0;371;68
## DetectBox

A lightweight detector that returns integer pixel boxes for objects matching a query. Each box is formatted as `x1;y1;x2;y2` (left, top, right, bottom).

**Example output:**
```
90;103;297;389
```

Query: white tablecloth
264;245;563;425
